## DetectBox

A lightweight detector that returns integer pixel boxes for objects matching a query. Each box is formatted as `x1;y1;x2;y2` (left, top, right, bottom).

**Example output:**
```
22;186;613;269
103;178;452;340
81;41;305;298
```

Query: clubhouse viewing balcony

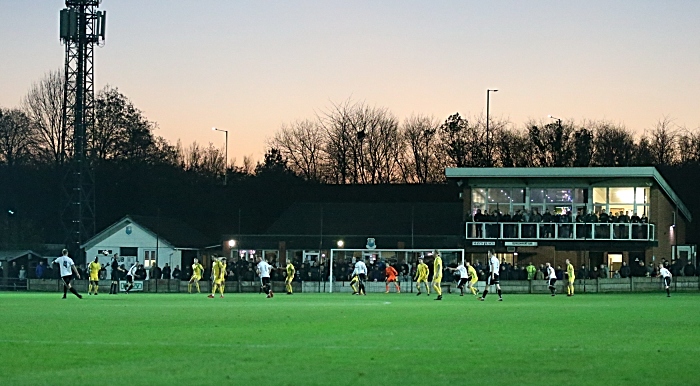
465;222;656;241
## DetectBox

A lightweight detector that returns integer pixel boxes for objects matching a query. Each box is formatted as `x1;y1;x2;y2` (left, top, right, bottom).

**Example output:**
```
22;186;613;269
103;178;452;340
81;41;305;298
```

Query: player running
659;263;672;297
480;250;503;301
414;256;430;296
465;261;479;296
447;259;469;296
188;258;204;293
124;261;138;294
208;257;227;298
53;249;82;299
385;263;401;293
565;259;575;296
546;262;557;296
256;257;275;298
284;260;295;294
431;252;443;301
88;256;101;295
352;257;368;295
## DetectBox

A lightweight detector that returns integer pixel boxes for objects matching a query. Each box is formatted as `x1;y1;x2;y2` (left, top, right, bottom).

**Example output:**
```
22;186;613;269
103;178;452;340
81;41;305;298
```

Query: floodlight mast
60;0;106;263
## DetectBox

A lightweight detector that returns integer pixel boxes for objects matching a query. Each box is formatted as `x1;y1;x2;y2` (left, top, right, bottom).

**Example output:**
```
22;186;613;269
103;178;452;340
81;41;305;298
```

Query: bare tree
0;108;35;166
269;119;325;181
647;117;678;165
590;120;635;166
401;114;443;182
22;70;67;165
493;126;532;167
525;118;575;167
677;127;700;165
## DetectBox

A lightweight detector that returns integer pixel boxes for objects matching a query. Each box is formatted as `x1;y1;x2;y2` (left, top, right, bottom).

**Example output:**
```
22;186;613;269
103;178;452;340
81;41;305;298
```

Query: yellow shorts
568;277;575;284
190;275;201;281
433;277;442;284
470;278;478;285
416;277;428;283
214;278;225;285
90;275;99;282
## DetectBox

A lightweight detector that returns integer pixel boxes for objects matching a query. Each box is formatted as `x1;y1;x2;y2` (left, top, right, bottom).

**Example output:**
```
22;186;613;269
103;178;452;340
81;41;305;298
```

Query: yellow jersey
89;261;101;278
213;261;226;280
192;263;204;277
416;263;429;279
286;263;295;278
567;263;575;280
433;256;443;280
467;265;478;280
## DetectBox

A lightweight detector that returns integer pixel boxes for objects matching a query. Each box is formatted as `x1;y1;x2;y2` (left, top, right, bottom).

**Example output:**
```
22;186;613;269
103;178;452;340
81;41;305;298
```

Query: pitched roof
82;215;213;250
0;250;44;262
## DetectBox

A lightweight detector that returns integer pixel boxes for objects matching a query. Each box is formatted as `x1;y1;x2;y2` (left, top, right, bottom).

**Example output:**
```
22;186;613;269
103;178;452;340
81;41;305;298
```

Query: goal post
328;248;464;293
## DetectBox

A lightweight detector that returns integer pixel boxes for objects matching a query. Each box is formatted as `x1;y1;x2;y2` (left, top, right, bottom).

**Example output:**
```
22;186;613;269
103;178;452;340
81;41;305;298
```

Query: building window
120;247;137;257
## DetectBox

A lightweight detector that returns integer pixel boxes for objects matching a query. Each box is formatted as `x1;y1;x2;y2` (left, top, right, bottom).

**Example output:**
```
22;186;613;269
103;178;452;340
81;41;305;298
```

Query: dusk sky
1;1;699;162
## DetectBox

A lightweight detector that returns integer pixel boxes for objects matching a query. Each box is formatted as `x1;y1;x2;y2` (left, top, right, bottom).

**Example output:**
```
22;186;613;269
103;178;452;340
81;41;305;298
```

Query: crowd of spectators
469;208;651;239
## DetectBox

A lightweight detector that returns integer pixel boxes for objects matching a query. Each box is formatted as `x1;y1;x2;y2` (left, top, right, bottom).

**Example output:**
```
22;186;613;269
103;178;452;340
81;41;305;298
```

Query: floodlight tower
60;0;106;261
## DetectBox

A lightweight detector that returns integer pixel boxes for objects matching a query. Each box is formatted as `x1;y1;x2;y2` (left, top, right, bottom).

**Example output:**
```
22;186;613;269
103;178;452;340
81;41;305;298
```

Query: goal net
328;248;464;293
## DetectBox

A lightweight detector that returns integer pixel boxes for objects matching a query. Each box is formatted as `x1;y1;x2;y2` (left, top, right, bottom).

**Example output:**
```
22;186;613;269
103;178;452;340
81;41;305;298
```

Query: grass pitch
0;291;698;385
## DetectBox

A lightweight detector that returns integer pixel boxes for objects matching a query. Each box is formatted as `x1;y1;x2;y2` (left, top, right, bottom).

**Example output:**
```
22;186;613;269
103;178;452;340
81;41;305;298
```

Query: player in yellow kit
188;258;204;293
566;258;575;297
466;261;480;296
414;256;430;296
208;257;226;298
431;252;443;301
88;256;101;295
285;261;295;294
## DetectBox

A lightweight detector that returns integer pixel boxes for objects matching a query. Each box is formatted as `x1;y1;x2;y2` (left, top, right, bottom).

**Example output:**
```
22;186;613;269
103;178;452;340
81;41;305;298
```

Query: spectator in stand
589;266;600;279
644;261;653;277
149;264;157;280
77;264;86;279
687;261;699;277
154;265;162;279
578;264;589;280
670;260;682;277
534;269;544;280
19;265;27;280
539;264;547;277
44;264;53;279
613;270;621;279
555;265;564;281
600;264;609;279
599;209;609;223
620;261;631;278
526;262;536;281
99;264;106;280
162;263;171;279
10;261;19;278
35;261;45;279
135;264;147;280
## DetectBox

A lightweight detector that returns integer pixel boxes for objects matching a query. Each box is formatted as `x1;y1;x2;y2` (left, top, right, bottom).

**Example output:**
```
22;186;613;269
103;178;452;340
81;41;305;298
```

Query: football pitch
1;291;698;385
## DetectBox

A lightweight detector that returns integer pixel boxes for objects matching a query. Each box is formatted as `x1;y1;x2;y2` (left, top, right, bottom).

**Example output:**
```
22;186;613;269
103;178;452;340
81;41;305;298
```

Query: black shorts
262;277;271;286
61;275;73;286
487;274;500;285
126;275;134;284
111;271;119;281
664;277;671;287
549;278;557;286
457;278;469;287
358;274;367;282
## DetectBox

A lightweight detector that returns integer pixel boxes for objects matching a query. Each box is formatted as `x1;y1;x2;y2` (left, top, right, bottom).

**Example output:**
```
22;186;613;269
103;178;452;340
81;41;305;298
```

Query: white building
81;215;212;277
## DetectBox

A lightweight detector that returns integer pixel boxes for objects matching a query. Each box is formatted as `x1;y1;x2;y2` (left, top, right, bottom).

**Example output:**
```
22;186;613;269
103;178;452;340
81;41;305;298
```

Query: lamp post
212;127;229;185
547;114;562;128
228;239;236;261
486;89;498;166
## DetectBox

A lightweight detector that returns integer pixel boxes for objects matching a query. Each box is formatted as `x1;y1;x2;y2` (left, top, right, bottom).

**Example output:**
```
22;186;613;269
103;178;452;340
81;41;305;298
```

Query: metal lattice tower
60;0;106;261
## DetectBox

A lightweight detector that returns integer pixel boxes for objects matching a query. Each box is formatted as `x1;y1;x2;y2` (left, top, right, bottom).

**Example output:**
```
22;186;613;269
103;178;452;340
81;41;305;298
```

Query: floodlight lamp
228;239;236;248
337;240;344;248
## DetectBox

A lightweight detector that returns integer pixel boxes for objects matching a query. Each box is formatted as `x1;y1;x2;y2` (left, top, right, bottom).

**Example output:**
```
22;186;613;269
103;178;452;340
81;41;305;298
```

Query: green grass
0;291;698;385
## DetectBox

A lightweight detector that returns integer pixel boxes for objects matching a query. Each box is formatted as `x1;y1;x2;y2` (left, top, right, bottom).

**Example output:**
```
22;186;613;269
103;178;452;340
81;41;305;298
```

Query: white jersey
257;261;272;278
456;264;468;279
547;266;556;280
489;256;500;276
353;261;368;276
659;267;672;278
127;263;138;277
53;256;75;277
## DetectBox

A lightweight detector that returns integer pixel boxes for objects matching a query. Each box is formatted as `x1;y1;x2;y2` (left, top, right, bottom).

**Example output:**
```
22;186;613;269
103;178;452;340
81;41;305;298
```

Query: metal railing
465;222;655;241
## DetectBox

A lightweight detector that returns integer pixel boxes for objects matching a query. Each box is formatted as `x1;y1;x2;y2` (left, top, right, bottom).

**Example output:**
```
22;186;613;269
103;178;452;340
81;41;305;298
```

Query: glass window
489;188;511;203
530;189;545;204
512;189;525;203
635;187;649;204
573;188;587;203
593;188;607;204
610;188;634;203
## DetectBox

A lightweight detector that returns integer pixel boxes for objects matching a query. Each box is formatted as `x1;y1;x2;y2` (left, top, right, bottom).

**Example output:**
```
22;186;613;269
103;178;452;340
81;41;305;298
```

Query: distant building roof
446;166;692;222
81;215;213;250
0;250;45;262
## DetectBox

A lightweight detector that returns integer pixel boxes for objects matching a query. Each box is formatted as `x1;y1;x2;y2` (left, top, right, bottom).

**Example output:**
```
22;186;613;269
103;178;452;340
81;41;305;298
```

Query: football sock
219;284;225;296
470;286;477;295
666;288;670;296
396;284;401;292
386;284;389;292
188;283;192;293
571;286;574;295
195;282;200;293
69;287;80;297
88;284;93;294
497;289;502;298
482;289;489;299
63;286;68;297
94;284;98;294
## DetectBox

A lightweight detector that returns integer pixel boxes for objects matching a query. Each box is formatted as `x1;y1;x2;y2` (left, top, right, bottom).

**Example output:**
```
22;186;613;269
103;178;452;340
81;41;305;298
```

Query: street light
486;89;498;166
212;127;229;186
547;114;562;126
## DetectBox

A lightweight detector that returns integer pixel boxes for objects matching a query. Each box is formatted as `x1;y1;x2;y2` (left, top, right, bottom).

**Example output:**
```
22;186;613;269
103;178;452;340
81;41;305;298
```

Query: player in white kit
448;260;469;296
257;257;274;298
480;250;502;301
353;258;368;295
546;262;557;296
53;249;82;299
123;261;139;294
659;264;672;297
